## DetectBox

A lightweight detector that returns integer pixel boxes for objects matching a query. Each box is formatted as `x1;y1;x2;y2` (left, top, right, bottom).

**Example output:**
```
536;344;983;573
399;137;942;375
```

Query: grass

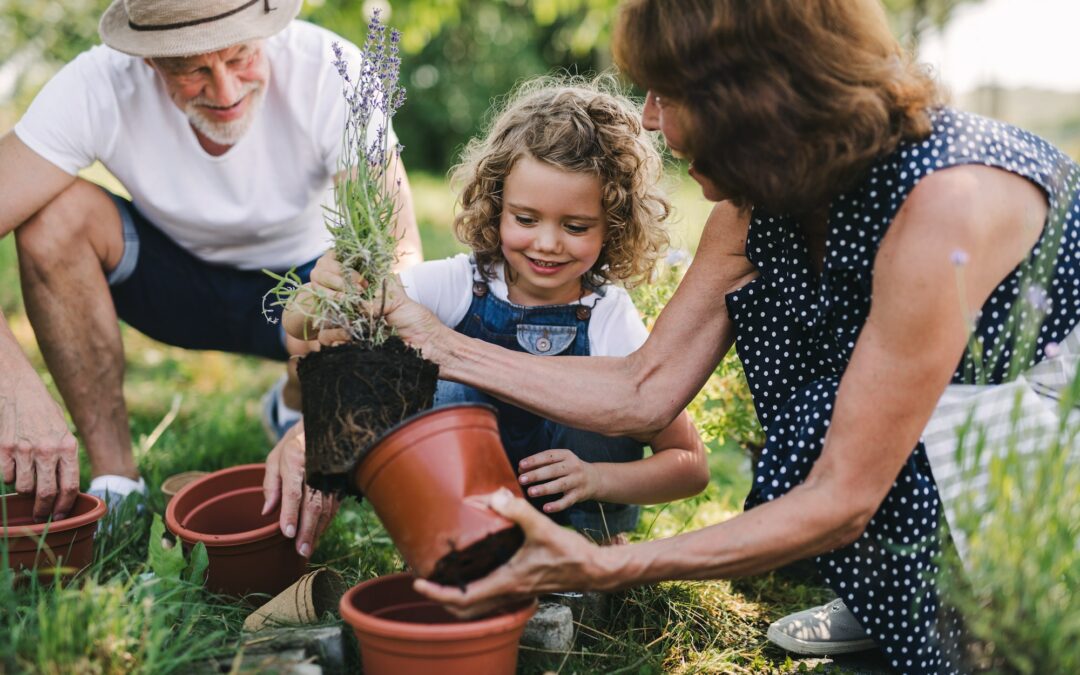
0;171;833;674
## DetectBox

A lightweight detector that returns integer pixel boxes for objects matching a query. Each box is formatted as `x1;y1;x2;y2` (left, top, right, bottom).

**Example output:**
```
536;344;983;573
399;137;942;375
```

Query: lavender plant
268;10;406;348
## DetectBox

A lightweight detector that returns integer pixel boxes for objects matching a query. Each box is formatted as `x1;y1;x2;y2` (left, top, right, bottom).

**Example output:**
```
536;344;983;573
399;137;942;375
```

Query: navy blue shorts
105;192;319;361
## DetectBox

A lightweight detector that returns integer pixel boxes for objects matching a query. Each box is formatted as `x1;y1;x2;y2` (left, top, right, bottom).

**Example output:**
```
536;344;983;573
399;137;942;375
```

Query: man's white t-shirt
398;254;649;357
14;21;389;271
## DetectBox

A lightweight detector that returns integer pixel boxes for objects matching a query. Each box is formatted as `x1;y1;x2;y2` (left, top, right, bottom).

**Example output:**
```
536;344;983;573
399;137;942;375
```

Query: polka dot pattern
727;108;1080;674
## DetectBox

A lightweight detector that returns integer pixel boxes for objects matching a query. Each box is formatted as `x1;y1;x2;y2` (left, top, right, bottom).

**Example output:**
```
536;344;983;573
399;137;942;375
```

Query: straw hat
99;0;303;58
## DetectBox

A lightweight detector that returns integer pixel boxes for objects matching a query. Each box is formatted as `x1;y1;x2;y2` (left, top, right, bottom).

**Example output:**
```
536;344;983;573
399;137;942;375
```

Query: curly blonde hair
450;75;670;289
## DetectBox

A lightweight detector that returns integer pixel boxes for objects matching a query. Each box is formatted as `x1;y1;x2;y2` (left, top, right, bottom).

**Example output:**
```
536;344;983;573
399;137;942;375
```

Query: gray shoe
767;599;876;656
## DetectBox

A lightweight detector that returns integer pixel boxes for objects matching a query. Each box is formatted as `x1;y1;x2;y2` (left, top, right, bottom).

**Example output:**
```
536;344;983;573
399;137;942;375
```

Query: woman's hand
412;488;613;618
517;449;599;513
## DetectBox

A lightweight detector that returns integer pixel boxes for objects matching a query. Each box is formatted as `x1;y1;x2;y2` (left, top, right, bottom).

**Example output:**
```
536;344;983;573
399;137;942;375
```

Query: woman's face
642;91;727;202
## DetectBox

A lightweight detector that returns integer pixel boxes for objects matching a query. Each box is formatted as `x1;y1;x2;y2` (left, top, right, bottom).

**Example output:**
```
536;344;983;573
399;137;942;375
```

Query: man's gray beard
185;82;265;147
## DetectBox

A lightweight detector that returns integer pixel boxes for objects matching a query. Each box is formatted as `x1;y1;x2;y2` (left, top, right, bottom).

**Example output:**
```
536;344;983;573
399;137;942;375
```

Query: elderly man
0;0;421;554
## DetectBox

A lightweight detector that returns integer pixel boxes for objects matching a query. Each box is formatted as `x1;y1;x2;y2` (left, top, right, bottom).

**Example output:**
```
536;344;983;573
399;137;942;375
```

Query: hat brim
99;0;303;58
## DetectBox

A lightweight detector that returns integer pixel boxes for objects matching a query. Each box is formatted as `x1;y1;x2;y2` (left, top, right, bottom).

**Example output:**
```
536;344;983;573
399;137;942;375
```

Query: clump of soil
428;526;525;589
299;337;438;494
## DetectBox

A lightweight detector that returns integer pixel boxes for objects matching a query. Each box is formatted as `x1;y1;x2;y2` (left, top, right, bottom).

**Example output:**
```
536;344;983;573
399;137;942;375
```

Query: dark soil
298;337;438;494
427;524;525;589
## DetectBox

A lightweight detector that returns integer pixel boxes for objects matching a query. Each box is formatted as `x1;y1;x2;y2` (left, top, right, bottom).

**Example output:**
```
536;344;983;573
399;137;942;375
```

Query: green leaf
147;514;186;581
184;542;209;586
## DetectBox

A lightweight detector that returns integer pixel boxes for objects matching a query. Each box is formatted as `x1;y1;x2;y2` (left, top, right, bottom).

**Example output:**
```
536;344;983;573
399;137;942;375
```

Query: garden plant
267;11;438;495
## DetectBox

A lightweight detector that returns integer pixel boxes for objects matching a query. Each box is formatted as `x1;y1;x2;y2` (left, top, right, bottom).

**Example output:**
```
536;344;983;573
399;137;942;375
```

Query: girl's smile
499;156;607;306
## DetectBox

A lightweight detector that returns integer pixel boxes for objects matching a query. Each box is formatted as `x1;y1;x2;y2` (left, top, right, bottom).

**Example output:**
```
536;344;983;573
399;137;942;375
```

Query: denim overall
435;276;643;540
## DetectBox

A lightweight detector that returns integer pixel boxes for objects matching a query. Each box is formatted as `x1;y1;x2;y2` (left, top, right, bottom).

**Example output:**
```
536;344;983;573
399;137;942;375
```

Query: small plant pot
160;470;209;506
353;404;525;586
165;464;306;597
340;572;537;675
299;337;439;494
0;492;106;581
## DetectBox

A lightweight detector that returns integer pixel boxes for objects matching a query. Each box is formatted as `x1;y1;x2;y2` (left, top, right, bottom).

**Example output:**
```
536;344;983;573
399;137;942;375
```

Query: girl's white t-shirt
398;254;650;357
14;21;390;271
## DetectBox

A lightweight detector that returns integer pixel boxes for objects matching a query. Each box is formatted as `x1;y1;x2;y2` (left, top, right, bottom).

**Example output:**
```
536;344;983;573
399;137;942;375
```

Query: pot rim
0;492;106;537
350;403;498;473
339;572;537;641
165;463;282;546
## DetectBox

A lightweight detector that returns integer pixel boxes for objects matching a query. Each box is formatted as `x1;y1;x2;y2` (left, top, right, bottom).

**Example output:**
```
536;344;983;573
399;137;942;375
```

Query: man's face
148;41;269;148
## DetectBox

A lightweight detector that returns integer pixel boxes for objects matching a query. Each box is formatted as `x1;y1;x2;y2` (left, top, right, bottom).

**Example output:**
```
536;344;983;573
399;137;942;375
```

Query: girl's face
499;156;607;306
642;91;727;202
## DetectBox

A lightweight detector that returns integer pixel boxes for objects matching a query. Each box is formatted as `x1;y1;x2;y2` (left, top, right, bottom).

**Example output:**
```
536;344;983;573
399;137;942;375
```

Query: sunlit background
1;0;1077;250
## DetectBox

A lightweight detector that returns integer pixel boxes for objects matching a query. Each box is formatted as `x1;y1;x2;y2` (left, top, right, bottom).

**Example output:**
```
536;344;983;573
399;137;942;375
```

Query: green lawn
0;172;838;674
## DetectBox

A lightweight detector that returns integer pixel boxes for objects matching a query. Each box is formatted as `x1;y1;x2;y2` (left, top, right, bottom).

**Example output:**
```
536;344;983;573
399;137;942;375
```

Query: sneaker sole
767;623;877;656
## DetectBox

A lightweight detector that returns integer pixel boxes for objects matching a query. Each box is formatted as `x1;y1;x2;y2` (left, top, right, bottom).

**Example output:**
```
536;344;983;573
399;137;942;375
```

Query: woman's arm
389;201;757;438
416;165;1049;616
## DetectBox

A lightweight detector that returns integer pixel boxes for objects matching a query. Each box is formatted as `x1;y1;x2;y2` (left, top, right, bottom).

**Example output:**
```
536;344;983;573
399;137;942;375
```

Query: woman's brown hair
451;75;670;289
613;0;939;214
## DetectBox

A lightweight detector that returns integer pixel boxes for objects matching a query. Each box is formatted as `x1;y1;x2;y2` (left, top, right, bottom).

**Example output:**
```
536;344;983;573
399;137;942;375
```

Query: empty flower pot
340;572;537;675
165;463;306;597
0;492;106;581
160;470;209;506
351;404;526;586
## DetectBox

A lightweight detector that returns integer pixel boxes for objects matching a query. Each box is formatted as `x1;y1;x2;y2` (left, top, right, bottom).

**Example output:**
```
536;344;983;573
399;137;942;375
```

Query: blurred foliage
632;261;764;453
937;383;1080;673
882;0;986;46
2;0;978;172
304;0;619;172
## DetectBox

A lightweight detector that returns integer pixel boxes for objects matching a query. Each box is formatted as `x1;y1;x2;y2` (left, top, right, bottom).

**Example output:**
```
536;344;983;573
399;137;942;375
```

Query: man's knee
15;179;122;272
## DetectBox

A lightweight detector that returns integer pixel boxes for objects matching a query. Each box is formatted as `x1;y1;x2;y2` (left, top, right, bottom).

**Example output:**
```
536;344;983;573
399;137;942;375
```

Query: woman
323;1;1079;672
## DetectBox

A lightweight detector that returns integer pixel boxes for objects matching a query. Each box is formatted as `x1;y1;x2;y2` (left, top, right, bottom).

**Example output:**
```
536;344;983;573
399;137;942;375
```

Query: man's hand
517;449;600;513
0;373;79;522
412;488;608;618
262;420;339;558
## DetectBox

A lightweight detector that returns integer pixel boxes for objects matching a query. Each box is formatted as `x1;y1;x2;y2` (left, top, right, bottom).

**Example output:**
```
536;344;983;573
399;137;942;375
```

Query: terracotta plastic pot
1;492;105;581
352;404;525;586
340;572;537;675
165;463;306;597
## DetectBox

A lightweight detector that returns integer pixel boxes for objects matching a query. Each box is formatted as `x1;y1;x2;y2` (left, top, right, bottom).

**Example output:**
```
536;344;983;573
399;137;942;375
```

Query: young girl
289;78;708;541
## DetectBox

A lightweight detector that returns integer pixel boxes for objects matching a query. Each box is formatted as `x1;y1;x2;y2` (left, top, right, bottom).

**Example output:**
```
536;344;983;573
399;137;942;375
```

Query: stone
520;601;574;652
242;625;347;674
544;590;610;624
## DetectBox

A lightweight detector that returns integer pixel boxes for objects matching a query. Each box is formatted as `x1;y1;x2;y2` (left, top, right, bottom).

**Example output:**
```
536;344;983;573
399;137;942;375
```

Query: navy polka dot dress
726;108;1080;674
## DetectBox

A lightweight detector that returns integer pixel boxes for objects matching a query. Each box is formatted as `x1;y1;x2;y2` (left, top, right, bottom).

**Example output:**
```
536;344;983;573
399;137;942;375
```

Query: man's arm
0;131;81;519
0;132;76;237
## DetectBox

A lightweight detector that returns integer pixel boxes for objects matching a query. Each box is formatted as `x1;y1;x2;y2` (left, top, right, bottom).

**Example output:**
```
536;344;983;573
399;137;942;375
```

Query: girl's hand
308;255;449;359
517;449;600;513
413;488;612;618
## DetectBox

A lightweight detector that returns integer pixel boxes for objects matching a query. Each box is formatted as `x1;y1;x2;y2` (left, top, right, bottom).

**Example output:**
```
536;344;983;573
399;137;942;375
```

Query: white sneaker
767;598;877;656
88;474;148;510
